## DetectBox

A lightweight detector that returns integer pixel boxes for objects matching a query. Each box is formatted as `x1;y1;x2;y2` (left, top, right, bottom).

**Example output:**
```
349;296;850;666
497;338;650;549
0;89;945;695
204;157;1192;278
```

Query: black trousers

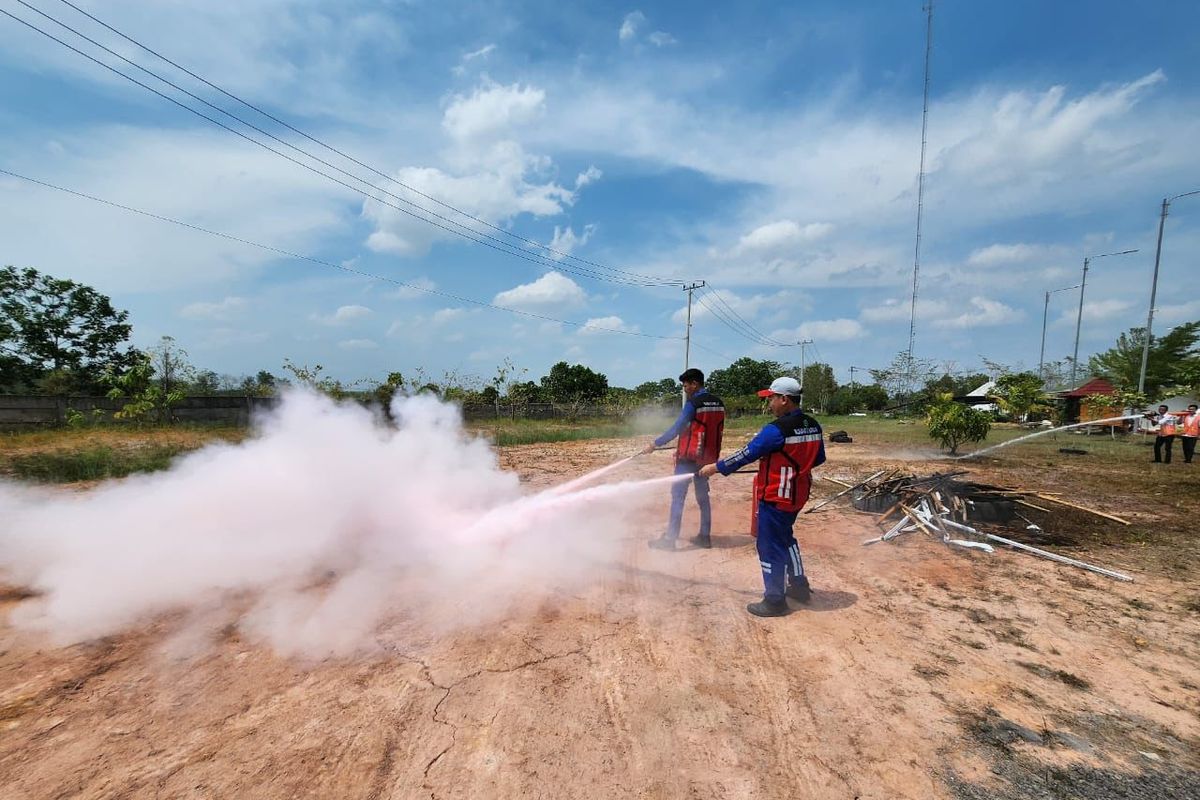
1183;436;1196;463
1154;435;1175;463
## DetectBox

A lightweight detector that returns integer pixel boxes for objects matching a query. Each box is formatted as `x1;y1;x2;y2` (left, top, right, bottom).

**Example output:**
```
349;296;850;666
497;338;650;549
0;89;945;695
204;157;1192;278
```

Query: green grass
471;419;642;446
5;444;193;483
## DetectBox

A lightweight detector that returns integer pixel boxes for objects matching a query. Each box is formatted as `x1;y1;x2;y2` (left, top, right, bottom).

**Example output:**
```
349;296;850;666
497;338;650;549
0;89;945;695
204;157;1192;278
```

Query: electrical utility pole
1039;284;1079;383
797;339;814;390
1070;249;1137;387
686;281;700;407
682;281;705;374
1139;190;1200;393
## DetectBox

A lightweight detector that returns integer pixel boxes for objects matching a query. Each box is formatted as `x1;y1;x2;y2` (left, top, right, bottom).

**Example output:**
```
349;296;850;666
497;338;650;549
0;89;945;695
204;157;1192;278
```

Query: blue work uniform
654;389;722;539
716;410;826;603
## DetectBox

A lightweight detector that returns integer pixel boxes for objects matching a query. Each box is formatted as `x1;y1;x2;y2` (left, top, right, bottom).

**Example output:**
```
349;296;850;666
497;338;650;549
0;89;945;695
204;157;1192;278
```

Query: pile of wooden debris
810;470;1133;582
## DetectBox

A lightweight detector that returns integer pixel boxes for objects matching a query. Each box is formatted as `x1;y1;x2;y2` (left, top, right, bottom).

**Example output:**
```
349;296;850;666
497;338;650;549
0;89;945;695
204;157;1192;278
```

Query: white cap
757;376;802;398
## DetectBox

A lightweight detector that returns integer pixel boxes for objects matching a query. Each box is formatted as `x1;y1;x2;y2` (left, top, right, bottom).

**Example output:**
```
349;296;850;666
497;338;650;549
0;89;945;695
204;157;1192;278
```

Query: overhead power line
701;286;789;346
687;340;737;365
0;167;683;341
6;1;682;289
693;289;789;348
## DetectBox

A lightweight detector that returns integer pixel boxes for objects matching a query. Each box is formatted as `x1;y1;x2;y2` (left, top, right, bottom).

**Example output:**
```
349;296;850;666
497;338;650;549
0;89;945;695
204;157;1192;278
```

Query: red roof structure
1059;377;1116;398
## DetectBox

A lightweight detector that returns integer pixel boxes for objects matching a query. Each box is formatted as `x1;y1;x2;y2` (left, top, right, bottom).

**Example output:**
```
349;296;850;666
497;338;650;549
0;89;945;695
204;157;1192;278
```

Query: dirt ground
2;436;1199;799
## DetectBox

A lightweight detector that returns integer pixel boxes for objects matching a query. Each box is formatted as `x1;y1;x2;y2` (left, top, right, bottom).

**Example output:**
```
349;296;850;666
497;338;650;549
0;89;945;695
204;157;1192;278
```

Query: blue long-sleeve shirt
717;410;827;475
653;389;711;447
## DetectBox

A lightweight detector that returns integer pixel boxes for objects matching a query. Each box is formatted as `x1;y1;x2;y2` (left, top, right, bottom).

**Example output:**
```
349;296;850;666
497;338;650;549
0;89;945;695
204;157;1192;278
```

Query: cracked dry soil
1;438;1198;799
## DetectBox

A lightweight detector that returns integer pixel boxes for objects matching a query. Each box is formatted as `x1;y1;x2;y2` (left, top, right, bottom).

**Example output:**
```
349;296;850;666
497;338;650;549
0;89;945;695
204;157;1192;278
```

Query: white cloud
648;31;678;47
311;305;373;326
180;296;247;321
793;318;867;341
442;81;546;142
361;81;587;258
939;71;1167;190
197;327;270;349
619;12;645;42
935;297;1023;329
387;277;438;300
548;225;596;259
1154;300;1200;325
0;4;409;123
1078;298;1135;322
860;297;949;324
432;307;470;324
579;316;640;335
465;44;497;61
671;289;803;326
460;44;496;69
574;166;603;190
338;338;379;350
0;127;348;294
966;243;1050;267
493;272;586;309
733;220;834;258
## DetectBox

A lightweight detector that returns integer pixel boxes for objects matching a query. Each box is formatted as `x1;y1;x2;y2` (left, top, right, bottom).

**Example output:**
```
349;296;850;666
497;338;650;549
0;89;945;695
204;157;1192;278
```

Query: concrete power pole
682;281;705;405
797;339;814;390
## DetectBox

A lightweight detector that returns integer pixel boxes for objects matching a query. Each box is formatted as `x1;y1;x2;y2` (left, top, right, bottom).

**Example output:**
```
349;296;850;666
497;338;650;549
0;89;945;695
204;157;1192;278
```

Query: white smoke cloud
0;391;666;659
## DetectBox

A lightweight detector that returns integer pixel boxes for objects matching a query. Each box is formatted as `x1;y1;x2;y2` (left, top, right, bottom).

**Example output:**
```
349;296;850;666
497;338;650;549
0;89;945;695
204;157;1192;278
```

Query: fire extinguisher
750;473;759;537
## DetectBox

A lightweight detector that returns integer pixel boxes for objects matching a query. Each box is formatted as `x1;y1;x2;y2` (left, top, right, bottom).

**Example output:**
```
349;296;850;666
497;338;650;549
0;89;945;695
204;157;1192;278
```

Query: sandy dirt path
2;438;1198;799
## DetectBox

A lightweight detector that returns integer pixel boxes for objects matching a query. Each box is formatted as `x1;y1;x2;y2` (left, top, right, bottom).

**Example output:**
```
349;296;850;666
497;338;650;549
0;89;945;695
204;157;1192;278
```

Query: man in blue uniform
700;376;825;617
641;368;725;550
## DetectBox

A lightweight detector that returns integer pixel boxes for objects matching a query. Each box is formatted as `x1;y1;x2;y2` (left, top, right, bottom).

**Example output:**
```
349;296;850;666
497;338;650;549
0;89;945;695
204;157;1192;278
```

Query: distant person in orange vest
1151;404;1179;463
1181;403;1199;464
641;368;725;550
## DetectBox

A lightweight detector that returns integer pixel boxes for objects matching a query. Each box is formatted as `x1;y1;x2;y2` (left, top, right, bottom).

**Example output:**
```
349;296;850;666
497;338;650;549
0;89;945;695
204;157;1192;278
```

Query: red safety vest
756;413;825;513
1159;414;1178;436
1183;413;1200;438
677;393;725;465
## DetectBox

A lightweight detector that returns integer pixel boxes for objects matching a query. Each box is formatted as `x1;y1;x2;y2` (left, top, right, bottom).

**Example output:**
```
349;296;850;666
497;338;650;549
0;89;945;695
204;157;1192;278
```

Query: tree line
3;265;1197;425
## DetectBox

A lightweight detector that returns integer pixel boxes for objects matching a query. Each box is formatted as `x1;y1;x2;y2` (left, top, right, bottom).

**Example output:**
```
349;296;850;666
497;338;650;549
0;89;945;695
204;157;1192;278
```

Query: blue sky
2;0;1198;390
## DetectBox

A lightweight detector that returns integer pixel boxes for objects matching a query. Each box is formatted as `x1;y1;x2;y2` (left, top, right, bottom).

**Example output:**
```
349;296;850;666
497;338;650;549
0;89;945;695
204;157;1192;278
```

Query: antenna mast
906;1;934;392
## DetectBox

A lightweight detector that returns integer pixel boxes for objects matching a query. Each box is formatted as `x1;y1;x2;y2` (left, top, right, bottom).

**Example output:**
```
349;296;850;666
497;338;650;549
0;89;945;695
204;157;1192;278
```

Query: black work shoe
747;599;790;617
786;578;811;603
689;535;712;548
647;537;676;551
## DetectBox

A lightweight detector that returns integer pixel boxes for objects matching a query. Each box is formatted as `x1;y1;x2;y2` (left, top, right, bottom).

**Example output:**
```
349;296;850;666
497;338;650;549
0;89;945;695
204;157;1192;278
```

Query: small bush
926;393;991;455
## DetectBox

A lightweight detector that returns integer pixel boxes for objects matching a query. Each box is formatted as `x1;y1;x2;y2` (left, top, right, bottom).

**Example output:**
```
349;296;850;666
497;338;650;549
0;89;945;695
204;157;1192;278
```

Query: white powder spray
0;390;677;658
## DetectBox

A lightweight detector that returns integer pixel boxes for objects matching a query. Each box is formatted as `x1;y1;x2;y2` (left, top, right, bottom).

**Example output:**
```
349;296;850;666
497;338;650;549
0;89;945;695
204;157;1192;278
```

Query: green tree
827;383;888;414
871;351;939;405
507;380;545;407
800;363;838;412
924;372;991;397
926;393;991;455
101;355;187;424
1087;321;1200;397
707;357;782;397
282;359;354;399
633;378;680;403
540;361;608;419
192;370;221;395
372;371;407;416
992;372;1049;421
1;265;139;392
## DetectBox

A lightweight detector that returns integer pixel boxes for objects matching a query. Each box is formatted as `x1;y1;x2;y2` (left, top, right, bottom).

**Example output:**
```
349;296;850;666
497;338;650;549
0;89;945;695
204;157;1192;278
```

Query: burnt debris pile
817;469;1133;582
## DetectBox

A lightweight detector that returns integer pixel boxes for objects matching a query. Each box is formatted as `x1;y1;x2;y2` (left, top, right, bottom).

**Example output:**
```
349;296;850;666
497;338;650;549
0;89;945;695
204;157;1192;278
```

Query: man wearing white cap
700;376;826;617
